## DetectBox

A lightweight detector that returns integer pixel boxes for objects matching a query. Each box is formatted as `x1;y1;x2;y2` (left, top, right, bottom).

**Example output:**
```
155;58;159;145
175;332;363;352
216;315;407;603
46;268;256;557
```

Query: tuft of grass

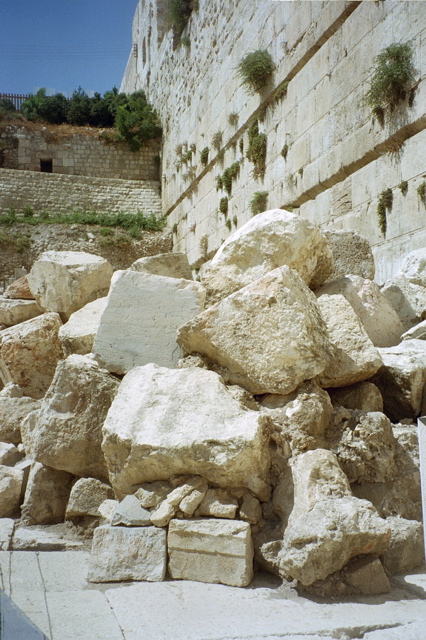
228;112;239;127
200;147;209;166
247;120;267;179
377;188;393;234
219;197;229;215
225;219;232;231
199;234;208;257
232;215;238;227
212;131;223;152
399;180;408;196
274;81;289;102
216;175;223;191
222;161;240;195
237;50;275;93
281;143;289;160
250;191;268;216
0;230;31;253
417;181;426;204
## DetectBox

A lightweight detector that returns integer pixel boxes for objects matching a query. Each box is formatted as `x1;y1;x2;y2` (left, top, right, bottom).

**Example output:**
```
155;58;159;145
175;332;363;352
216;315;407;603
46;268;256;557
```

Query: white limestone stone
316;294;383;388
201;209;333;304
131;252;193;280
21;461;74;525
98;499;119;523
101;364;271;500
381;516;424;574
328;382;383;413
196;489;238;519
0;518;15;550
0;442;22;466
0;464;24;518
0;395;40;444
0;312;63;399
168;519;254;587
134;481;172;509
317;276;404;347
88;524;167;583
59;297;107;356
178;266;333;396
0;297;42;327
402;319;426;341
11;525;85;551
93;269;205;375
323;230;375;281
27;250;113;320
239;493;262;524
66;478;114;518
21;354;120;481
111;495;151;527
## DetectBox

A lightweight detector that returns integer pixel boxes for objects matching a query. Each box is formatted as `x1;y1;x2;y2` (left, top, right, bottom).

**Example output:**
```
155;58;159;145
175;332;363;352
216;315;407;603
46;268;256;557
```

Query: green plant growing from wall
172;223;178;234
222;162;240;195
417;181;426;205
199;234;208;257
399;180;408;195
377;188;393;234
200;147;209;166
239;139;244;154
365;42;416;124
212;131;223;151
247;120;267;178
274;81;289;102
281;143;289;160
216;175;223;191
228;113;239;127
232;215;238;227
250;191;268;216
219;197;229;215
225;219;232;230
237;50;275;93
167;0;196;42
180;35;191;49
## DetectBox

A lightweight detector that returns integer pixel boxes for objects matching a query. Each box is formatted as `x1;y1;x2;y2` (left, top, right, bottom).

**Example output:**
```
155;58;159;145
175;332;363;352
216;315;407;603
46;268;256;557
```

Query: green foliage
0;98;16;112
67;87;91;126
417;181;426;204
247;120;267;178
22;204;34;218
237;50;275;93
216;175;223;191
172;223;178;234
377;188;393;234
281;143;289;160
114;91;162;151
225;219;232;231
199;234;208;257
212;131;223;151
228;113;239;127
232;215;238;227
2;206;17;224
239;139;244;154
274;81;289;102
219;197;229;215
0;230;31;253
399;180;408;196
180;35;191;49
100;227;113;236
200;147;209;166
365;42;416;121
168;0;194;40
250;191;268;216
222;162;240;195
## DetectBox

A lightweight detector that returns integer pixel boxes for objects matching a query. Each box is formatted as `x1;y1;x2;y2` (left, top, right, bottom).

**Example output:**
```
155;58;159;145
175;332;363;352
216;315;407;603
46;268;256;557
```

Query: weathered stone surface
21;462;74;525
98;499;118;523
12;524;85;551
196;489;238;519
278;450;390;586
179;266;333;396
22;354;119;481
316;294;382;388
201;209;333;304
134;481;172;509
371;340;426;421
102;364;271;500
328;382;383;413
93;269;205;375
27;250;113;320
0;312;63;399
259;381;332;454
59;297;107;356
4;276;35;300
111;495;151;527
168;519;254;587
0;296;42;327
0;464;24;518
131;252;193;280
317;276;403;347
323;230;375;281
66;478;114;518
325;411;397;484
0;518;15;550
179;480;208;516
0;442;22;466
343;557;390;595
402;319;426;341
382;248;426;329
150;499;175;527
239;493;262;524
381;517;424;574
88;524;167;583
0;394;40;444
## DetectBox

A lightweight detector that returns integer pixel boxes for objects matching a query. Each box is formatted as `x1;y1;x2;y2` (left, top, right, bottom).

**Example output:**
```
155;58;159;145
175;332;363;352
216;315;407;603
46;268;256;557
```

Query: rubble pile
0;210;425;595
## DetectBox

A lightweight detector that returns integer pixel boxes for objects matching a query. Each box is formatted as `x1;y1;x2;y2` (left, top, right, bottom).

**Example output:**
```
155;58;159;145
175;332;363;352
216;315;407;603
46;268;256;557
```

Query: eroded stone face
59;297;107;357
66;478;114;519
0;465;24;518
93;269;205;375
178;266;334;396
323;230;375;281
201;209;333;304
21;462;73;525
0;297;42;327
0;395;40;444
101;364;272;500
130;253;193;280
382;248;426;330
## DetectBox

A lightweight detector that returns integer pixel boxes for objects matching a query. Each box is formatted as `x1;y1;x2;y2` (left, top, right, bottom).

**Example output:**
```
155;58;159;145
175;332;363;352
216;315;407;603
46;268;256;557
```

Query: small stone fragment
21;462;74;525
179;480;208;516
0;465;24;518
0;442;22;466
134;481;172;508
0;297;41;327
150;500;176;527
239;493;262;524
111;494;151;526
66;478;114;518
98;499;119;523
381;516;424;574
328;382;383;413
343;557;390;595
196;489;238;519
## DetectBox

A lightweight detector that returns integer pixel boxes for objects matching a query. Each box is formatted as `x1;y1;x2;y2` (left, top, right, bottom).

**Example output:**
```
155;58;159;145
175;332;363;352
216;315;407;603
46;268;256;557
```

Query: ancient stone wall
0;127;160;181
121;0;426;283
0;168;162;215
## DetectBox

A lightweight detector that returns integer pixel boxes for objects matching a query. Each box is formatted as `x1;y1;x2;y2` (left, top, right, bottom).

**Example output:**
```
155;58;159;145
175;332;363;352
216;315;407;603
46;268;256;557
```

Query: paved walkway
1;551;426;640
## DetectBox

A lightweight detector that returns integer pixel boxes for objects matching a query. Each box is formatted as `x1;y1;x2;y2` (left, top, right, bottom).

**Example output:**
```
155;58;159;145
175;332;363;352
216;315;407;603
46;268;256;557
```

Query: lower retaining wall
0;168;162;215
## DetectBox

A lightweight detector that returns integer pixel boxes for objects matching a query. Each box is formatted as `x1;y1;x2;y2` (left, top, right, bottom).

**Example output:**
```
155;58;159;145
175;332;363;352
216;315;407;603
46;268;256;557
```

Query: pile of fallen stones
0;209;425;595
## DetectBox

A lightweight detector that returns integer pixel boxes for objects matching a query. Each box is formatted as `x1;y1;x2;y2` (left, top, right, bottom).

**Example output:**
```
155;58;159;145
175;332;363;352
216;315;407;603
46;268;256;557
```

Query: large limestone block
259;381;333;454
323;230;375;281
317;276;403;347
0;465;24;518
201;209;333;304
66;478;114;518
4;276;35;300
278;450;390;586
328;382;383;413
102;364;271;500
88;524;167;583
168;519;253;587
178;266;333;396
27;250;113;320
371;340;426;421
0;395;40;444
59;297;107;356
316;294;382;388
93;270;205;375
22;354;120;481
20;462;73;525
131;252;193;280
382;249;426;330
402;319;426;341
381;517;424;574
0;312;63;399
0;297;42;327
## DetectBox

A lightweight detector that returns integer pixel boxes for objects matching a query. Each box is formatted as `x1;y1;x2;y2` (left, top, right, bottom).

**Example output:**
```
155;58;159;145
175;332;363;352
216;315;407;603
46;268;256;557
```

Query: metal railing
0;93;29;111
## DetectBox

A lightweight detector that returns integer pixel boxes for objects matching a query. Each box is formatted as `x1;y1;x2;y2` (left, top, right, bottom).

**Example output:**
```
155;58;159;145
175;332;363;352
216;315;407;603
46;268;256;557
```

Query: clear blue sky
0;0;138;97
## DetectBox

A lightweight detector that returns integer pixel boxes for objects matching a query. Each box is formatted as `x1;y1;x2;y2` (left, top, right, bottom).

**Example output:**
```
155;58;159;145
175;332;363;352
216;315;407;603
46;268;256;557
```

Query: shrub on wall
250;191;268;216
237;50;275;93
247;120;267;178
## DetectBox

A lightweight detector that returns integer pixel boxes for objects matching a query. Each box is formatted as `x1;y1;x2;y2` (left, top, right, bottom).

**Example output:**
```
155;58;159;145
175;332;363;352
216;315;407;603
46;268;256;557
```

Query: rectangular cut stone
0;297;42;327
168;519;253;587
88;525;167;583
93;270;205;374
